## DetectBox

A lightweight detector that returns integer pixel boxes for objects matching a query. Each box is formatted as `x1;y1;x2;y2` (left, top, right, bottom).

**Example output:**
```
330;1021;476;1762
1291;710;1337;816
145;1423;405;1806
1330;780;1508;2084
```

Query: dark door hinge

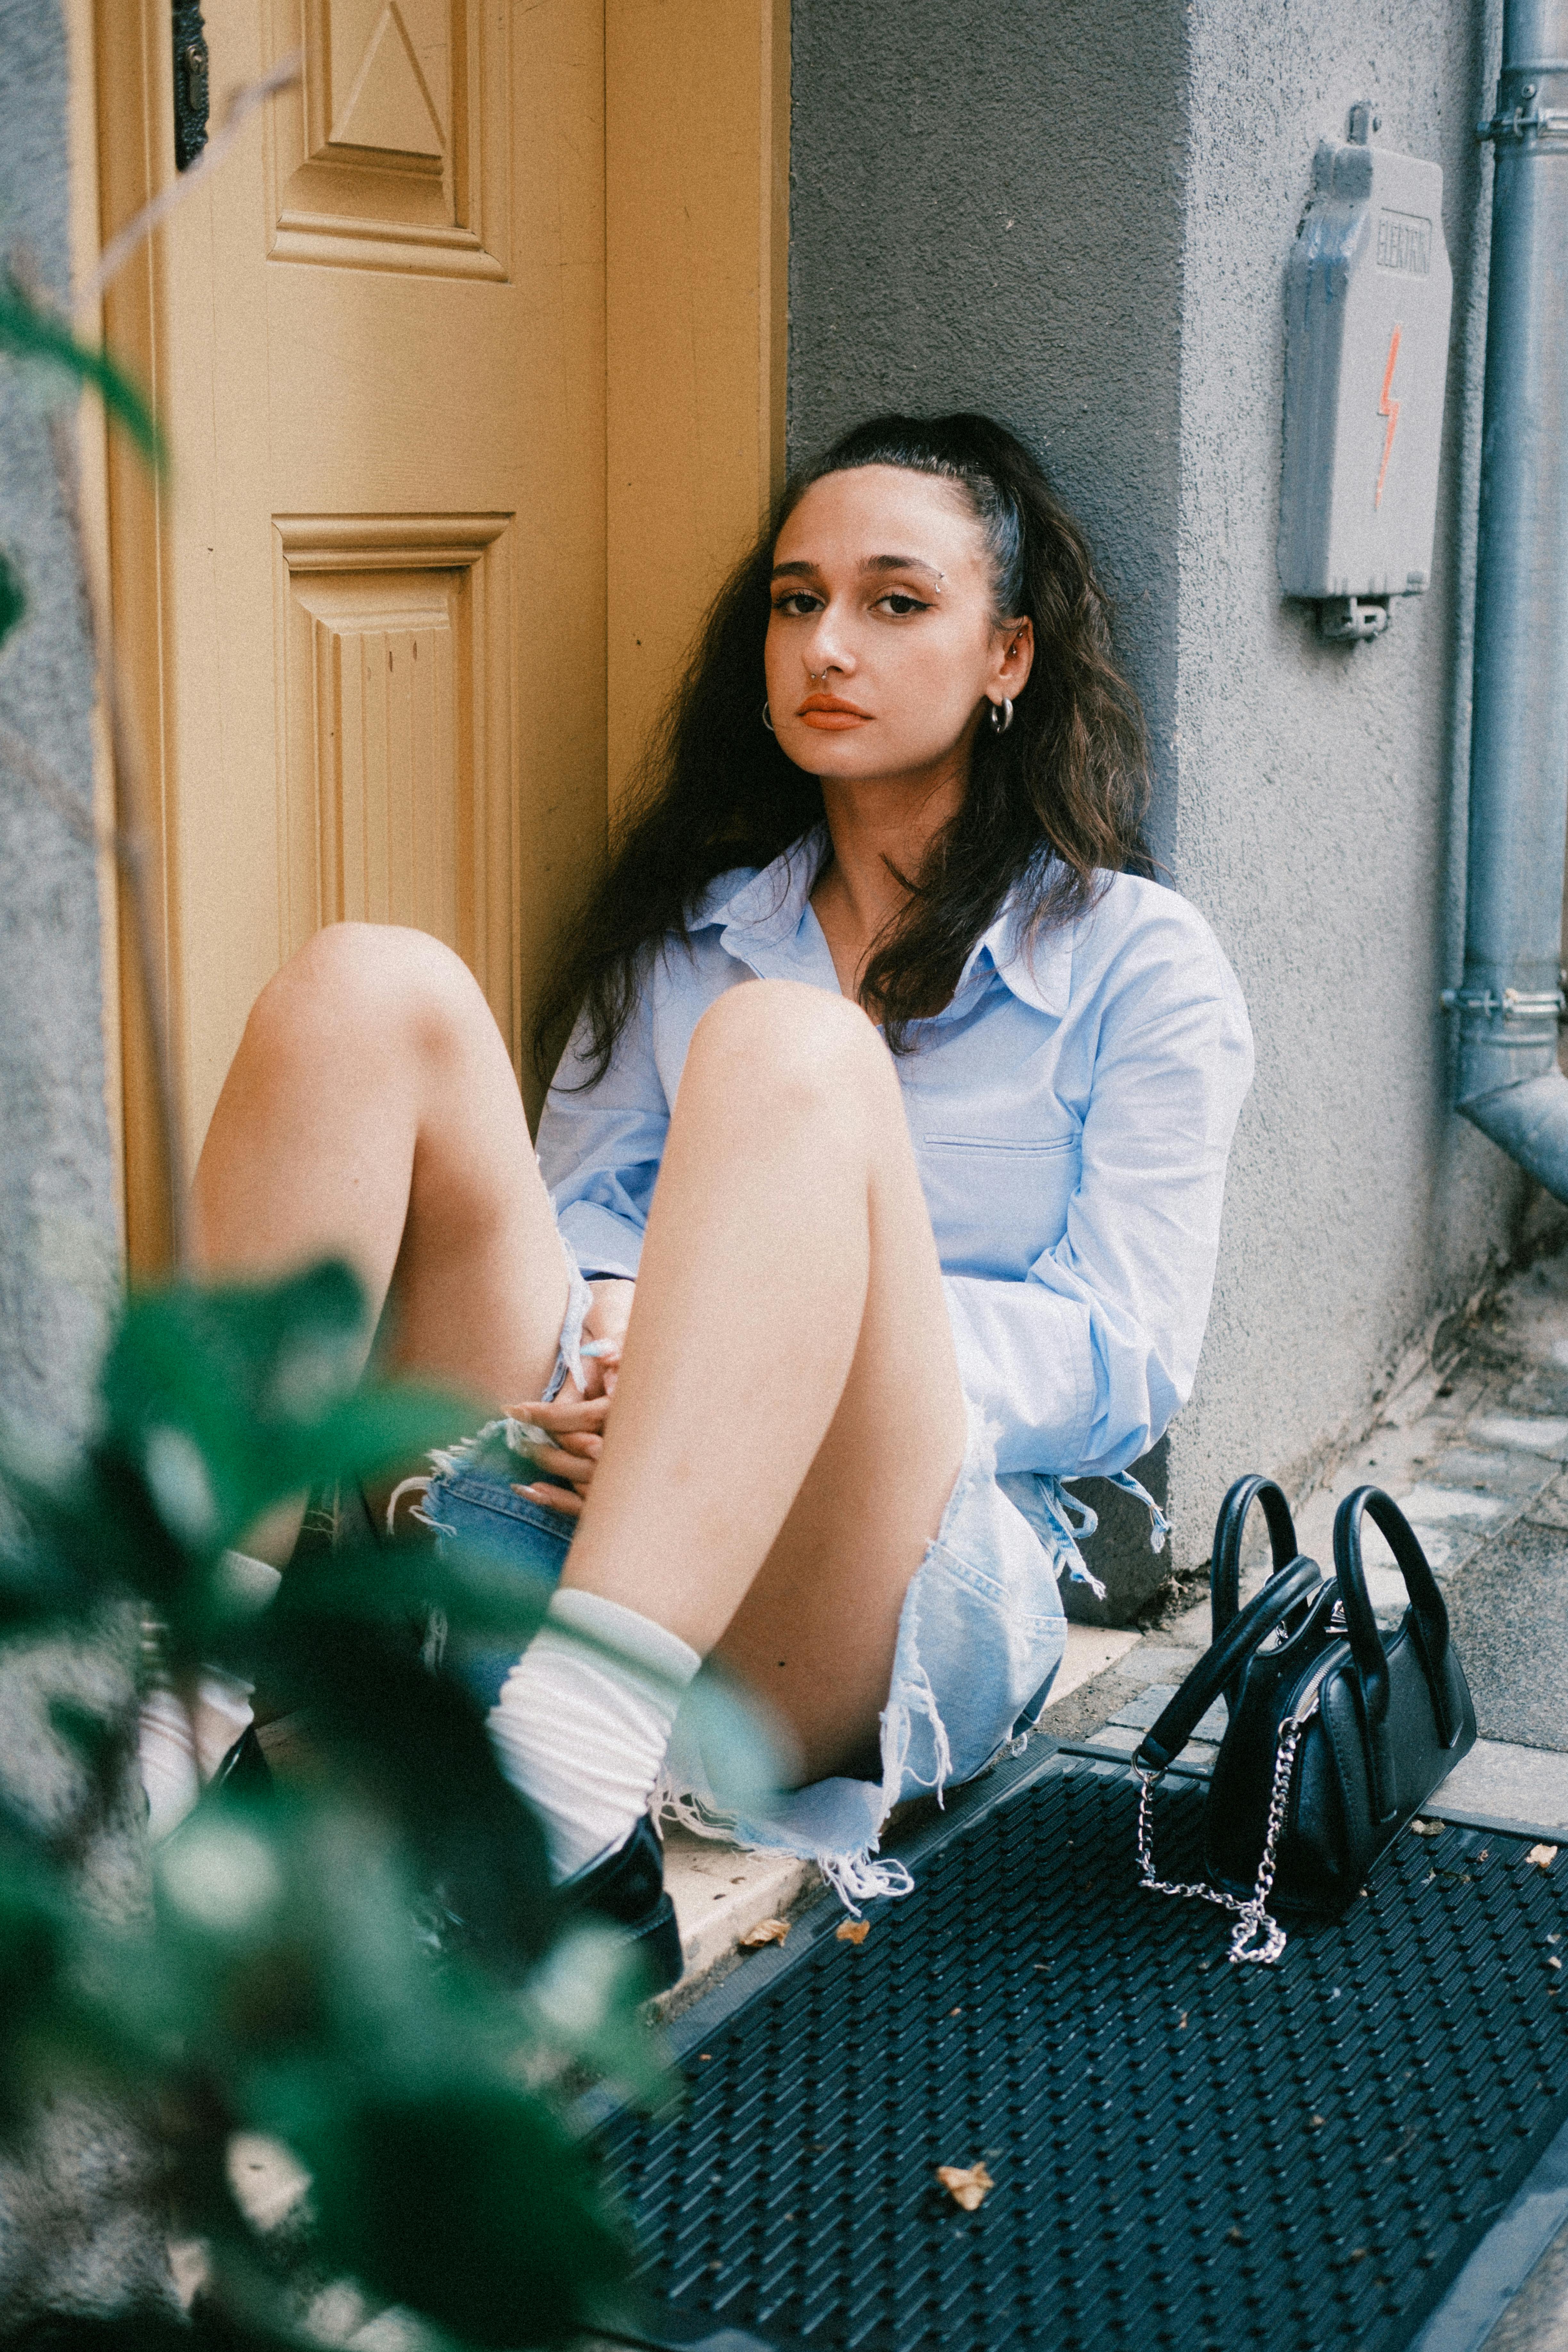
172;1;210;172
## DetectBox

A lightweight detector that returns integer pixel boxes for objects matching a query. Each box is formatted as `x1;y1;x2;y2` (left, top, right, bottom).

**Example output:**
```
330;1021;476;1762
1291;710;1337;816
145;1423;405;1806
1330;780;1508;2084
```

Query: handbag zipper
1287;1639;1349;1727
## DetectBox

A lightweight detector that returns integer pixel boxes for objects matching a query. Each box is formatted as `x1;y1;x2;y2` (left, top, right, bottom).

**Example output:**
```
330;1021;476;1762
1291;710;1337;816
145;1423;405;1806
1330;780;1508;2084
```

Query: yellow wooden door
93;0;787;1274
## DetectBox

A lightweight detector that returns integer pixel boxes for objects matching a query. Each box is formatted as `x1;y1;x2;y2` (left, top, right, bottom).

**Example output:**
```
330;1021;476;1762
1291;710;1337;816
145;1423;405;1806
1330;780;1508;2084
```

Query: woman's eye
772;592;822;617
878;593;930;617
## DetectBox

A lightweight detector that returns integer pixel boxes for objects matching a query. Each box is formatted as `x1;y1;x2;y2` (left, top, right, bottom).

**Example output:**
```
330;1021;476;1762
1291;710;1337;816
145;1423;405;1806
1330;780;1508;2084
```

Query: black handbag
1131;1473;1477;1965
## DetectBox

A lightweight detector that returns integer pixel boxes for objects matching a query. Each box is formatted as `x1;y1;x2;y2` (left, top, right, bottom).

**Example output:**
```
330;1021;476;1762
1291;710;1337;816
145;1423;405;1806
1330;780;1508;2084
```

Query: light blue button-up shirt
538;830;1253;1485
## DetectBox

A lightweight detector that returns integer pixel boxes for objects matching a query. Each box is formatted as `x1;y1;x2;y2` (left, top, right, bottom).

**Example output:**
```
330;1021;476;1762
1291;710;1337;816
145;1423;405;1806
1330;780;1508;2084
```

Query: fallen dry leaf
1225;2227;1247;2247
936;2162;994;2213
739;1917;790;1949
836;1920;870;1946
1411;1819;1444;1837
1526;1844;1559;1870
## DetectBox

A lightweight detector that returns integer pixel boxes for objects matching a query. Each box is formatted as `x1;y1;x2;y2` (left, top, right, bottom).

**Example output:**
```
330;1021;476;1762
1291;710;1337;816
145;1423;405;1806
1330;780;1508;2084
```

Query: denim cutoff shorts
419;1261;1165;1908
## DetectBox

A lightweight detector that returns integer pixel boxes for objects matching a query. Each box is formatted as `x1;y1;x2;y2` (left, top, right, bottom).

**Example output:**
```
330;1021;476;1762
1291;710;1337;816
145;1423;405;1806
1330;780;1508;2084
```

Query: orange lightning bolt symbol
1375;324;1402;510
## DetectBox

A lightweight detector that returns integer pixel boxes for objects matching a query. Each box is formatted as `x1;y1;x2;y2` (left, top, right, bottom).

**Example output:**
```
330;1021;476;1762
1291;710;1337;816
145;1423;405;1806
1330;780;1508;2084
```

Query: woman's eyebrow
861;554;943;585
769;555;945;585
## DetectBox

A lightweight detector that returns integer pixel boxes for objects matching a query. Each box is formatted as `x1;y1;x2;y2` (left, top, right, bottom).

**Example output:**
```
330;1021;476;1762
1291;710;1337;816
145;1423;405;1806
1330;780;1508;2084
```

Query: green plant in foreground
0;1262;673;2350
0;270;163;474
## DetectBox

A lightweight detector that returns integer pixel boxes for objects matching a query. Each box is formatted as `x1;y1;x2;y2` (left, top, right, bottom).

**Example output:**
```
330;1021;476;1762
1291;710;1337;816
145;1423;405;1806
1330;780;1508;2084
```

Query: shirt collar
964;898;1075;1019
698;827;1075;1016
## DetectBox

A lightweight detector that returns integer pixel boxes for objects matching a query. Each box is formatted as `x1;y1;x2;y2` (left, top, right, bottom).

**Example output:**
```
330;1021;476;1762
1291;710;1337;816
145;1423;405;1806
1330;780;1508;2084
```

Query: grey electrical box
1278;111;1453;641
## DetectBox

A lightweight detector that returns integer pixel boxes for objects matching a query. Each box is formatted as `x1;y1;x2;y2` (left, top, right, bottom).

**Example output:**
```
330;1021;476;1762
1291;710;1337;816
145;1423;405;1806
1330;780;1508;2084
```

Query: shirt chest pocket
917;1129;1081;1280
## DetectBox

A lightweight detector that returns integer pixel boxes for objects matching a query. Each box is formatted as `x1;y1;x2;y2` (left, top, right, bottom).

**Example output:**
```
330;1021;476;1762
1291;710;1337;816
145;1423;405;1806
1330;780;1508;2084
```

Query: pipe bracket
1440;986;1565;1021
1479;60;1568;141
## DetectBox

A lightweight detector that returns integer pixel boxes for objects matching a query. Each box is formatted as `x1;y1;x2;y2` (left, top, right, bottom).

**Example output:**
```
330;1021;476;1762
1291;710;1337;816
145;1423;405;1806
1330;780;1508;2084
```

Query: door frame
86;0;790;1276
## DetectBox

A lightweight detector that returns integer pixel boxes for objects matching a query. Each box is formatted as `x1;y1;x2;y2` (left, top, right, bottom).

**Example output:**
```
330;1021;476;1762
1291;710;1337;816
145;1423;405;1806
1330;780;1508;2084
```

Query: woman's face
763;465;1034;792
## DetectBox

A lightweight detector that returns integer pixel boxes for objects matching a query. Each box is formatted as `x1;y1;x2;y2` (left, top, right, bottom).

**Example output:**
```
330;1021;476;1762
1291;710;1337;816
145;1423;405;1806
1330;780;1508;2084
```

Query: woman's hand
509;1392;608;1518
510;1278;634;1516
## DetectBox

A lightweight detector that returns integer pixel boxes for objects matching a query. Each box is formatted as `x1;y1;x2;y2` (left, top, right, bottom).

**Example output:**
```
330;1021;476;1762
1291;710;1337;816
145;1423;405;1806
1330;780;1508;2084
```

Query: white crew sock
486;1588;700;1883
137;1667;257;1842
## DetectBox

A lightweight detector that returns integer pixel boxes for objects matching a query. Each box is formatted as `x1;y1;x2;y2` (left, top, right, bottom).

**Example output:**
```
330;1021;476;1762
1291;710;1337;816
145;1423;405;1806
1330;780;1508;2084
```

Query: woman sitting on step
187;412;1253;1989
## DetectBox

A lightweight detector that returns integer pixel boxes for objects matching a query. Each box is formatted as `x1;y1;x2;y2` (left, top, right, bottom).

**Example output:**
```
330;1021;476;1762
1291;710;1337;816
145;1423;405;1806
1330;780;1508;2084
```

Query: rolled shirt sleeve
942;899;1254;1479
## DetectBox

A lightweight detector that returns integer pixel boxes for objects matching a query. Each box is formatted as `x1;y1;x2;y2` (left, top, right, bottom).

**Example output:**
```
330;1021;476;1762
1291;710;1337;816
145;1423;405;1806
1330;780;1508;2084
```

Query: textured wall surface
0;4;172;2327
789;0;1523;1591
0;0;118;1446
788;0;1187;842
1167;0;1518;1543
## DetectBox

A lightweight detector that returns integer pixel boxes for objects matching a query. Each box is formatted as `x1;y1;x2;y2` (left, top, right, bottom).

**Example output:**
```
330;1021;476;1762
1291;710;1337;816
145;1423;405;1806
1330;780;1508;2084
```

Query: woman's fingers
508;1395;608;1509
510;1394;610;1436
517;1437;600;1484
512;1481;585;1519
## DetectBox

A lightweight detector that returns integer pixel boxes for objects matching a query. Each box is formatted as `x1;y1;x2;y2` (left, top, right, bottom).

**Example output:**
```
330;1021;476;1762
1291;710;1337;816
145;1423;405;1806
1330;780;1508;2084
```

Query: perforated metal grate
597;1747;1568;2352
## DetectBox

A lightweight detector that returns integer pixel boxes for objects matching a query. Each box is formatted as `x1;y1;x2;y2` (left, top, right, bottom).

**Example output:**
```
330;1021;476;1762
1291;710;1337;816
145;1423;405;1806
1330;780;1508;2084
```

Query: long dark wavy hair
534;411;1152;1083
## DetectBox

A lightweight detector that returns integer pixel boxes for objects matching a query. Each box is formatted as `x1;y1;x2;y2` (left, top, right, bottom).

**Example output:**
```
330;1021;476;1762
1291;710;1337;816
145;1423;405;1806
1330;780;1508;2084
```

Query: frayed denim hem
653;1404;1076;1914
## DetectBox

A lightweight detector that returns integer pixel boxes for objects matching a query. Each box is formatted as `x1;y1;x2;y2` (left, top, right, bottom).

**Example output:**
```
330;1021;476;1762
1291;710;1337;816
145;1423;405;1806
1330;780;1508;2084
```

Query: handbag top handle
1135;1552;1322;1775
1210;1473;1301;1644
1332;1485;1466;1821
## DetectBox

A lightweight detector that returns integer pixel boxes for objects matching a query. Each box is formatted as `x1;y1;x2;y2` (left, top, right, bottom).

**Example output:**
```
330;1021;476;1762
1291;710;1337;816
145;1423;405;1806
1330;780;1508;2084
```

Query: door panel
275;513;512;1014
95;0;786;1274
268;0;506;277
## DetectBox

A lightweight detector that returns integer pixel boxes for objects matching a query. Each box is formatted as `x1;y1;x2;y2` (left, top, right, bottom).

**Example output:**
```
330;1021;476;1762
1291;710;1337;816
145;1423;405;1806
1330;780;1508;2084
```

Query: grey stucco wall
0;3;172;2326
787;0;1187;848
1167;0;1519;1542
789;0;1524;1590
0;0;119;1446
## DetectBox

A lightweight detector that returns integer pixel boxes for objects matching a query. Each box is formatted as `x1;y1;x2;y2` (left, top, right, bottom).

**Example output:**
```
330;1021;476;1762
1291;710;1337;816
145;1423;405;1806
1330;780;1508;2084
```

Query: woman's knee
687;979;891;1114
244;923;493;1079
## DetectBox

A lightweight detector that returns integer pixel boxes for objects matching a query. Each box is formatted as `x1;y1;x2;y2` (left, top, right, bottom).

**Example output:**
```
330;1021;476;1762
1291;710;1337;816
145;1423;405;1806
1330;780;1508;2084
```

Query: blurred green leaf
523;1919;668;2100
1;2315;283;2351
0;1850;65;2131
271;1537;551;1646
0;548;23;651
20;1262;475;1652
250;1601;556;1979
0;276;163;468
677;1657;788;1823
301;2077;627;2348
0;1252;696;2343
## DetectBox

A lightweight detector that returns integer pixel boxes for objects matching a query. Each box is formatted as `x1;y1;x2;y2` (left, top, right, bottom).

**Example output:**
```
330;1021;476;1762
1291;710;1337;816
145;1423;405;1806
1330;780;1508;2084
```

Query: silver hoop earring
762;701;775;734
989;697;1014;735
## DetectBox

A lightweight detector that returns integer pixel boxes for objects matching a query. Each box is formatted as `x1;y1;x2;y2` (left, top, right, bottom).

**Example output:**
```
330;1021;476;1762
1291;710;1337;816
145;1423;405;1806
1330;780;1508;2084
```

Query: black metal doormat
594;1745;1568;2352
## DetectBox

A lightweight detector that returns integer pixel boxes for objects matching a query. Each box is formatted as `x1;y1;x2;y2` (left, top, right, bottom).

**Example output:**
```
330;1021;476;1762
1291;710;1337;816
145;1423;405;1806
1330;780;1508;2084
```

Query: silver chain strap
1135;1720;1304;1967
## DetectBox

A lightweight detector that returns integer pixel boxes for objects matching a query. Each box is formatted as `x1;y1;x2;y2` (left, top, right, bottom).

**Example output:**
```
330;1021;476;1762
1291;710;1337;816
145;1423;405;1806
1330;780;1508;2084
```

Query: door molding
273;510;516;1036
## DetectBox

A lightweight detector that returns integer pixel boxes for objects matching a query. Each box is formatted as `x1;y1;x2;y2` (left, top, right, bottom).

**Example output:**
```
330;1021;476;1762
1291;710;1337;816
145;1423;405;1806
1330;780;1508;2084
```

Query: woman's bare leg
191;922;571;1415
193;939;965;1777
561;980;967;1782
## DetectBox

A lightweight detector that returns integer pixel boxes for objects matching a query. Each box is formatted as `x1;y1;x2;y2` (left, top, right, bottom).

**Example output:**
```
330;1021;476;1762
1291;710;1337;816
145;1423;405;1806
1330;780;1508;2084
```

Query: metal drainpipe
1448;0;1568;1193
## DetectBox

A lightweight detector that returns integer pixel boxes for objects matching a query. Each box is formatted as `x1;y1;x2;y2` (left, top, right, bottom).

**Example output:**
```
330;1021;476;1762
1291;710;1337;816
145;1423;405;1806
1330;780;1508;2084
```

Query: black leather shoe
565;1813;684;1994
210;1723;272;1798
